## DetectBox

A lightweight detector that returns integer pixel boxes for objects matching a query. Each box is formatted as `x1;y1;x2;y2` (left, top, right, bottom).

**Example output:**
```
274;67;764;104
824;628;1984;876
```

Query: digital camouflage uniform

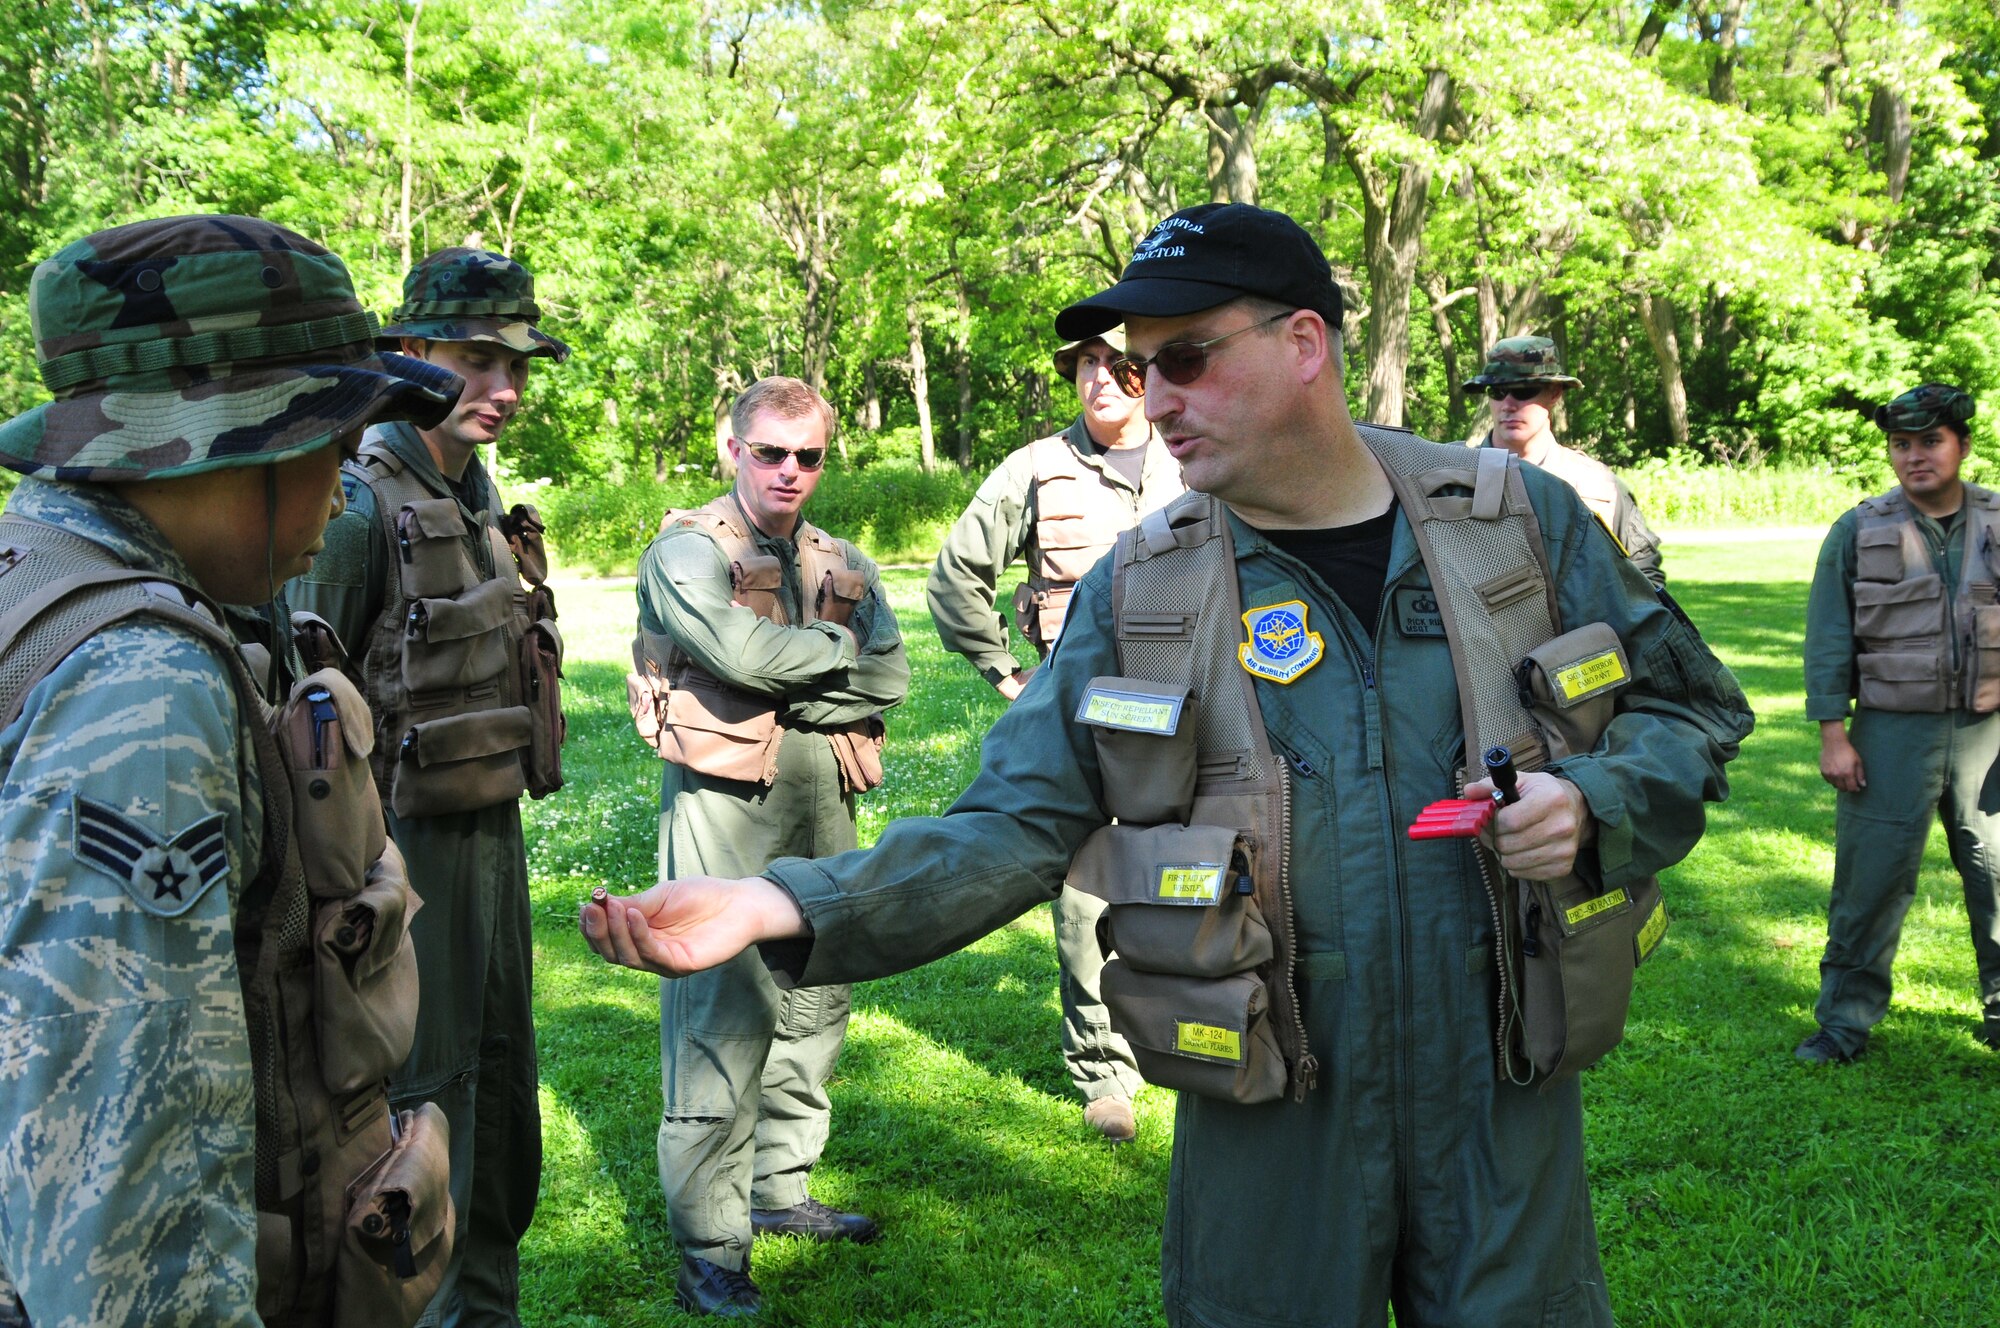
287;249;567;1328
639;500;908;1273
1468;337;1665;588
926;407;1182;1112
1804;384;2000;1054
0;217;457;1326
757;458;1750;1327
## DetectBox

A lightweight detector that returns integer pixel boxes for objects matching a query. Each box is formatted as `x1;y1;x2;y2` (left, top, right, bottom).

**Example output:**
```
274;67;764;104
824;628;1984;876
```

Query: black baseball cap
1054;204;1343;342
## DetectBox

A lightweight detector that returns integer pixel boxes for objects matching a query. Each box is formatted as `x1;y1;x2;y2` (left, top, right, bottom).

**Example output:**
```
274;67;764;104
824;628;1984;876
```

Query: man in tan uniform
1468;336;1665;587
926;330;1184;1141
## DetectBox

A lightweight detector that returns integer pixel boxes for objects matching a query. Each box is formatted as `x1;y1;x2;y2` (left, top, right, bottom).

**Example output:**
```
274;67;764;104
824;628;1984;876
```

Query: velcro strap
1139;506;1179;557
1121;611;1195;638
38;311;379;392
1477;562;1543;612
1472;447;1509;520
398;298;542;320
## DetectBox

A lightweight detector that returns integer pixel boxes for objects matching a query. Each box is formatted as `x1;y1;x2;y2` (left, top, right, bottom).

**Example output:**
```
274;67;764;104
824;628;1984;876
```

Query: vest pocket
1962;602;2000;713
1854;573;1944;645
1099;964;1288;1104
1855;649;1950;712
394;499;476;599
521;619;566;796
401;578;516;694
313;844;422;1096
1077;675;1197;824
276;669;387;901
1854;522;1910;582
335;1103;454;1323
389;705;531;817
1070;824;1271;976
657;674;783;785
1518;870;1640;1082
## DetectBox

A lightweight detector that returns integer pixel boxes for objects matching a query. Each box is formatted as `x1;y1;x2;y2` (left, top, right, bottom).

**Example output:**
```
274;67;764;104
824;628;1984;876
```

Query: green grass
520;534;2000;1326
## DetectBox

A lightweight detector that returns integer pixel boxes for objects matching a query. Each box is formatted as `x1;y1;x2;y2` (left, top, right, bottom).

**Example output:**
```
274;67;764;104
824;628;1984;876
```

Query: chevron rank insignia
1240;600;1324;684
72;797;230;918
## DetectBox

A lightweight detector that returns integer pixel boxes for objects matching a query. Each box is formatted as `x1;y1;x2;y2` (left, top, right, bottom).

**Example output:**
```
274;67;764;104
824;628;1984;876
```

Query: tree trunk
713;392;736;481
908;306;935;475
1636;291;1691;450
1548;293;1570;437
1419;270;1468;439
1868;86;1913;202
1707;0;1744;105
1632;0;1684;58
862;361;882;431
1617;332;1638;433
1205;99;1260;205
397;0;425;273
953;256;974;467
1476;272;1501;356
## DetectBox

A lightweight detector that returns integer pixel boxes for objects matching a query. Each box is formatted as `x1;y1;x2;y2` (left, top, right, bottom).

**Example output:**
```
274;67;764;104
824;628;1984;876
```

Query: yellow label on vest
1081;690;1182;734
1635;898;1669;960
1566;889;1628;927
1554;650;1627;702
1176;1021;1243;1062
1157;864;1224;903
1240;600;1325;684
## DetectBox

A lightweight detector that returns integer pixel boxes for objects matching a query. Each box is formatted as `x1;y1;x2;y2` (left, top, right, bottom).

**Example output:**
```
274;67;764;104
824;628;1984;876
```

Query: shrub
1623;456;1874;528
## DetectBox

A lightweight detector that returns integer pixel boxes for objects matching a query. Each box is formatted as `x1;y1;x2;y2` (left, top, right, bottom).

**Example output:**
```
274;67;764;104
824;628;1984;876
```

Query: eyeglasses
1484;385;1551;403
735;438;826;470
1109;312;1292;398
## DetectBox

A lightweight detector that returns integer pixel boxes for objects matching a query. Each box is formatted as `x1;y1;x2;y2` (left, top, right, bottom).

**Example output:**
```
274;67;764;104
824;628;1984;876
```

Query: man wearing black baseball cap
579;204;1751;1327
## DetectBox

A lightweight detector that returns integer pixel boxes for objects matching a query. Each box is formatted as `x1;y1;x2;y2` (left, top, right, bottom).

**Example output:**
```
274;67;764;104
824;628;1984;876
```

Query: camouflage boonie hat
1052;327;1127;379
1874;382;1975;434
0;215;462;483
377;247;571;362
1463;336;1582;392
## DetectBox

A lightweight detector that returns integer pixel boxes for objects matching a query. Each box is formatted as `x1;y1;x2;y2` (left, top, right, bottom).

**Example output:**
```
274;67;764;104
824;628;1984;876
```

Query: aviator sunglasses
1484;385;1552;402
735;438;827;470
1109;311;1293;398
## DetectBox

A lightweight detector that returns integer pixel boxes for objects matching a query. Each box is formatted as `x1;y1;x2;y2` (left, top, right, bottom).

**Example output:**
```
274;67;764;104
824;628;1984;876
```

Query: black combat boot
750;1196;881;1244
675;1254;761;1318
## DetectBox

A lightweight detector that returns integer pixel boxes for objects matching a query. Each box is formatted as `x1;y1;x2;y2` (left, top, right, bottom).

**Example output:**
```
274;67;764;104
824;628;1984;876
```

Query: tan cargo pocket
521;619;566;797
827;716;886;794
275;670;385;901
336;1103;454;1326
1076;676;1197;824
731;555;783;620
1099;962;1287;1104
314;844;422;1096
1855;649;1950;712
401;578;516;694
1518;621;1630;763
1069;823;1270;977
389;705;531;818
1963;602;2000;714
815;567;865;629
658;676;782;785
500;503;550;586
1854;522;1911;583
1854;574;1944;645
395;499;476;599
1519;871;1638;1083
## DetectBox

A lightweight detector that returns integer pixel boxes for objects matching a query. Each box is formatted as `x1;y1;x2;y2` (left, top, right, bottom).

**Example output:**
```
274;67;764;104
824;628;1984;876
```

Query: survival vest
1530;441;1620;530
348;432;566;820
1850;485;2000;713
0;511;452;1327
1065;426;1668;1103
627;494;886;794
1012;425;1184;653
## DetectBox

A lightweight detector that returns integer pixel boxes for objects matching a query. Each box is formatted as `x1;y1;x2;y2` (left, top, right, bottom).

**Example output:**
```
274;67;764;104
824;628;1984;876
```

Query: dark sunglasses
737;439;826;470
1109;312;1292;398
1484;385;1551;402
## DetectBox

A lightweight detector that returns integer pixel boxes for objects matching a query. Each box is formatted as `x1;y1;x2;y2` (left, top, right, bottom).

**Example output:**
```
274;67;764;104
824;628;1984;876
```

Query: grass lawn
519;533;2000;1326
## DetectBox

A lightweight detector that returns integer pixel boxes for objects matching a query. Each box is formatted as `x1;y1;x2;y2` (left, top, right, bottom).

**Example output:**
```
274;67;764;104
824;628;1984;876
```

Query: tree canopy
4;0;1996;484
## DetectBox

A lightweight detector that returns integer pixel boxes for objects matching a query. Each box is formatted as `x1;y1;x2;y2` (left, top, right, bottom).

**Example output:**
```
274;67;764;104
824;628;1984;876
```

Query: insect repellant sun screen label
1078;686;1185;734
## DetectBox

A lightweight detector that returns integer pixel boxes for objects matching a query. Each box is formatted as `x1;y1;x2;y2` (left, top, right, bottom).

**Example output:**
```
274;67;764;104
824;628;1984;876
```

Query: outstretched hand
1462;771;1595;882
578;876;807;978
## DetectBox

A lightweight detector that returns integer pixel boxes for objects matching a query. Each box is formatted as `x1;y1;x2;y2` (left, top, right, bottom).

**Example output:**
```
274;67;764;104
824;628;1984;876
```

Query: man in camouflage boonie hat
1467;335;1665;587
291;243;571;1328
0;215;459;1324
1800;381;2000;1064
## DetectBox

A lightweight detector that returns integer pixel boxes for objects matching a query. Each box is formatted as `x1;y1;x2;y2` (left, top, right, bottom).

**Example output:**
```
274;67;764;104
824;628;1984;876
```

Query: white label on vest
1239;600;1325;684
1079;686;1185;734
1156;863;1224;903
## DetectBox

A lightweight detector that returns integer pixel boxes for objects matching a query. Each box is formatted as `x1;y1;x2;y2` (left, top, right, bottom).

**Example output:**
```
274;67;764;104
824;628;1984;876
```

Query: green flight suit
927;417;1183;1107
640;508;909;1272
1804;498;2000;1051
760;461;1751;1327
289;423;539;1328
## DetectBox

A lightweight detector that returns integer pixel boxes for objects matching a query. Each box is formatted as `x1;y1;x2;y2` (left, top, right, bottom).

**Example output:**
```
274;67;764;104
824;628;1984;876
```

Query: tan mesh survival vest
0;511;451;1326
1531;441;1620;530
1017;429;1184;651
1851;485;2000;713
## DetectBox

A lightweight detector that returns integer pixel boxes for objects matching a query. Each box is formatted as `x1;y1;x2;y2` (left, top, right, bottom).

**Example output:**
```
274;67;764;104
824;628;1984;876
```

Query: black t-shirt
1259;501;1400;632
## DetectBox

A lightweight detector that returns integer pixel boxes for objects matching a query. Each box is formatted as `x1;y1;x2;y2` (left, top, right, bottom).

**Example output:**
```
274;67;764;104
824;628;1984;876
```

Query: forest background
6;0;2000;561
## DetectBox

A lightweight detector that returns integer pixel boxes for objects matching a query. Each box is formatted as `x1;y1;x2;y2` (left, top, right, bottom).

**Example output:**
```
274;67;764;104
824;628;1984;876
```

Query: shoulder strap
1356;423;1559;777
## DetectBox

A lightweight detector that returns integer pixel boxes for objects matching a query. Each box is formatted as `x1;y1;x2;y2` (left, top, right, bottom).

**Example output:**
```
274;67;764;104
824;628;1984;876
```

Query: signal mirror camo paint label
1553;649;1627;702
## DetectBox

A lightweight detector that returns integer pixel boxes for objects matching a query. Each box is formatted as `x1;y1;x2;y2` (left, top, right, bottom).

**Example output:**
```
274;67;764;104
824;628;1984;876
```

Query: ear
400;336;429;359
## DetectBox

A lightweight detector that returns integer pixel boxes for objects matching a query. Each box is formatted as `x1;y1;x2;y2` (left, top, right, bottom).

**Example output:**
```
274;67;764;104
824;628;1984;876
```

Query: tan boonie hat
0;215;461;482
1052;327;1127;379
1464;336;1582;392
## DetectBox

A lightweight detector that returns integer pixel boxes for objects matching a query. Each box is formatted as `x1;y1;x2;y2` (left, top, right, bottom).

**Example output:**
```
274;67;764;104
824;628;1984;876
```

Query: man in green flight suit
1799;382;2000;1062
926;328;1184;1141
289;247;570;1328
627;376;910;1317
584;205;1751;1326
1468;336;1665;588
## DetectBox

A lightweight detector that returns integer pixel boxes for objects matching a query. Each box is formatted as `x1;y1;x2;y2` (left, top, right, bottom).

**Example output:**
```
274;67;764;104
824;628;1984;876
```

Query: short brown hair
731;377;836;443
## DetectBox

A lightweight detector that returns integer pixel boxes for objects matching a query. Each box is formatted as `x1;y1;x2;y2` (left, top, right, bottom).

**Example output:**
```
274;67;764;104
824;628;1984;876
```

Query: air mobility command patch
73;797;229;918
1240;600;1324;683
